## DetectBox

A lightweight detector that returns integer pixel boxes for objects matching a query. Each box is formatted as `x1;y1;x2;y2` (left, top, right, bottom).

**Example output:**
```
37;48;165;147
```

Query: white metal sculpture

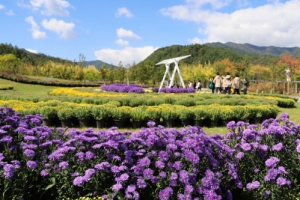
155;55;191;92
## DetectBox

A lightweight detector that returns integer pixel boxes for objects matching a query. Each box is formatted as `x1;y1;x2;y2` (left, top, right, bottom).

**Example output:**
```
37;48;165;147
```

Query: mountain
84;60;117;68
204;42;300;56
139;44;246;66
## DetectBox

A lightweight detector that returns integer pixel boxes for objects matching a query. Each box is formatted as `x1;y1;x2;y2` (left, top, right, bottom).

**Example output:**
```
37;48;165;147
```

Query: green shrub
92;106;111;120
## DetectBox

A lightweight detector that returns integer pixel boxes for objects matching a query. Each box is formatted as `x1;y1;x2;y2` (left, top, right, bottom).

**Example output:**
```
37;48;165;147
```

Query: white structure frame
155;55;191;92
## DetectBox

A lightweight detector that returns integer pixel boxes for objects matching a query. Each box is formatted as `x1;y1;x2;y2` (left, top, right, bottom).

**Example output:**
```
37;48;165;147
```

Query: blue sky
1;0;299;66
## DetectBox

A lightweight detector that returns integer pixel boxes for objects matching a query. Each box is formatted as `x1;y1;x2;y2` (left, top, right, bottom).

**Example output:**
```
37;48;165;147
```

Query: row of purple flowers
0;107;299;199
101;84;145;93
101;84;196;94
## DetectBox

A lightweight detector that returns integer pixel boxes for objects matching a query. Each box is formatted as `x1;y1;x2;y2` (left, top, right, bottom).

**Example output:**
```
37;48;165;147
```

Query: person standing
209;77;215;93
213;73;222;94
196;80;202;92
188;81;193;88
242;78;249;94
223;73;232;94
232;74;241;95
193;80;197;90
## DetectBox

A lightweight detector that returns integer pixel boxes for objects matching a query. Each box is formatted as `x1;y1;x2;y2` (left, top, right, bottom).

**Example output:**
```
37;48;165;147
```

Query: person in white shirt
196;80;202;91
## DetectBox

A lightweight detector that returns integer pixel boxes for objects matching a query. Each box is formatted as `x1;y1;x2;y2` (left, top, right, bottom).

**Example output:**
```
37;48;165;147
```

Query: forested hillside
138;44;278;66
205;42;300;57
0;43;73;66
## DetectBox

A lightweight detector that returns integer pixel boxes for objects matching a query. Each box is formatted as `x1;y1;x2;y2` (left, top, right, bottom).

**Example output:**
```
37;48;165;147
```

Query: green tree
99;64;109;82
107;65;115;83
84;66;100;81
0;54;20;74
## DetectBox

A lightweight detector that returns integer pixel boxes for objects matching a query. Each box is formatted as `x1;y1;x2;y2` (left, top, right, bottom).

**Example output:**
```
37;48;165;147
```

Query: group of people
188;80;202;91
209;72;249;94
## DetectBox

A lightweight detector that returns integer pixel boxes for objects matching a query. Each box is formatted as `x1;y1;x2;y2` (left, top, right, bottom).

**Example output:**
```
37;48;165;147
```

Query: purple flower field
101;84;145;93
1;107;300;199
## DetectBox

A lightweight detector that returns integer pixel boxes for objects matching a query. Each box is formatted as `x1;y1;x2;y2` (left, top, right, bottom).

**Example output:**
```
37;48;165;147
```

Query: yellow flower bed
49;88;128;97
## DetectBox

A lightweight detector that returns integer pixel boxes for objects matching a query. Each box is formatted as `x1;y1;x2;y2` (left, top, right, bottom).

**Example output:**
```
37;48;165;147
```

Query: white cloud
0;4;5;9
25;48;38;53
188;37;203;44
160;0;300;47
29;0;71;16
42;18;76;39
94;46;157;66
116;7;133;18
115;39;129;46
25;16;47;39
6;10;15;15
116;28;141;40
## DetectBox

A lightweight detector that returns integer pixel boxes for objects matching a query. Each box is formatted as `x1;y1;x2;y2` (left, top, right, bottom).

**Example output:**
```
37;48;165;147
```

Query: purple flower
226;121;236;129
137;178;147;189
272;143;283;151
3;164;15;179
276;177;287;186
241;143;251;151
40;169;49;176
72;172;79;177
11;160;21;169
265;168;279;181
73;176;85;186
158;151;170;162
112;183;123;191
246;181;260;190
126;184;136;193
119;173;129;182
265;157;280;168
85;151;95;160
0;136;12;143
147;121;156;127
166;143;177;151
264;190;271;197
297;144;300;153
254;168;260;174
26;161;38;169
159;187;173;200
179;170;189;184
170;172;178;180
76;152;85;161
23;136;37;141
278;166;288;174
173;161;183;170
143;168;153;179
138;157;151;167
155;161;165;169
95;162;110;170
185;185;194;194
85;168;96;177
236;152;244;160
59;161;69;169
159;171;167;178
227;190;233;200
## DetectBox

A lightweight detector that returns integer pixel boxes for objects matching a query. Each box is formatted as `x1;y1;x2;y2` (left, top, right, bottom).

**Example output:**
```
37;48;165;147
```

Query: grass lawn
1;77;300;136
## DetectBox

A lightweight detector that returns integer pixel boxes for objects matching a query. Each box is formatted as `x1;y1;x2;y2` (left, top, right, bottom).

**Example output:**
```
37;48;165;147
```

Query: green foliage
39;106;57;120
92;106;111;120
73;106;93;120
110;106;131;120
57;107;75;120
130;106;147;121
